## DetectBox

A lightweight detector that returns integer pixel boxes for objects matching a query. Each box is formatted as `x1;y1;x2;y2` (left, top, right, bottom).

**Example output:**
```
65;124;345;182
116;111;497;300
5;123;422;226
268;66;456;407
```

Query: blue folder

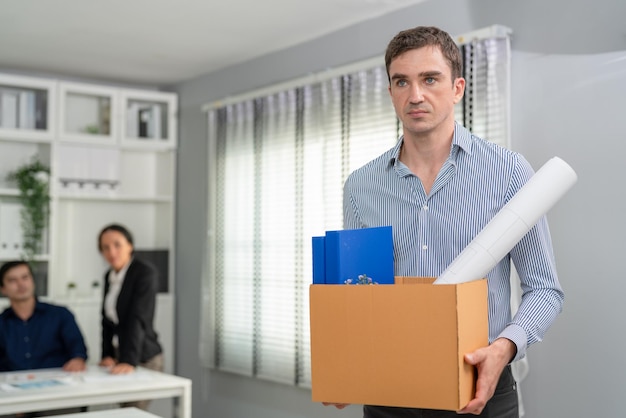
312;226;394;285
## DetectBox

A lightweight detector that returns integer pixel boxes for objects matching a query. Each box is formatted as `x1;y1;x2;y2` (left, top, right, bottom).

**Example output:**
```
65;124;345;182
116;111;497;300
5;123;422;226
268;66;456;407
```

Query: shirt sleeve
0;319;11;371
498;156;565;361
60;308;88;361
101;271;115;360
117;264;159;366
343;175;361;229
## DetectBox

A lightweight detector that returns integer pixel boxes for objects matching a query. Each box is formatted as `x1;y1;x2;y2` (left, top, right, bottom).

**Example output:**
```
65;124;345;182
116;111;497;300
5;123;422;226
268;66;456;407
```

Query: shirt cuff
497;324;528;362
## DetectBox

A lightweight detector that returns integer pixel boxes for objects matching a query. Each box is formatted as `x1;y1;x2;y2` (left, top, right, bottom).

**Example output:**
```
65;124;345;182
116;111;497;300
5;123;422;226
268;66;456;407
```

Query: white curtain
204;67;397;386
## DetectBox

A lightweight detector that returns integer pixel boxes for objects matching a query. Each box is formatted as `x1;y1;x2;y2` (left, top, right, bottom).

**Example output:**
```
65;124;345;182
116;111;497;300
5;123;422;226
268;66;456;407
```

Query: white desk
52;407;162;418
0;367;191;418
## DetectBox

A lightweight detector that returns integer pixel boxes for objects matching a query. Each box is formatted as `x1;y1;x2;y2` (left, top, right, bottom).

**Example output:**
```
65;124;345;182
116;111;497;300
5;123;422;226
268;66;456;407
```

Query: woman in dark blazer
97;224;163;409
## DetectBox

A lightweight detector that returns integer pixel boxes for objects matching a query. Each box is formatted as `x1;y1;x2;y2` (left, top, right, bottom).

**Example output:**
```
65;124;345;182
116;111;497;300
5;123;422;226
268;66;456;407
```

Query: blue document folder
312;226;394;285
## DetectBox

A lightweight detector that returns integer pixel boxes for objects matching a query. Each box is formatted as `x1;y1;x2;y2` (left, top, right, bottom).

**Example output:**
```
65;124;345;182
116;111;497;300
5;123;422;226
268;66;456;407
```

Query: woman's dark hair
0;260;33;287
98;223;134;252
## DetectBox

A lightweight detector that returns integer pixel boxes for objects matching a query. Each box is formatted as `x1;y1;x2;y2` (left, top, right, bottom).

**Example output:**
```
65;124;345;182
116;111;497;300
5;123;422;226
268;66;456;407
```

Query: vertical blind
203;29;511;388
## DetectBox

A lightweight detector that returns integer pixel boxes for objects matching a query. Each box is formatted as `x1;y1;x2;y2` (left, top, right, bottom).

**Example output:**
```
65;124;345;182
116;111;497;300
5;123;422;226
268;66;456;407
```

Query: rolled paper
434;157;577;285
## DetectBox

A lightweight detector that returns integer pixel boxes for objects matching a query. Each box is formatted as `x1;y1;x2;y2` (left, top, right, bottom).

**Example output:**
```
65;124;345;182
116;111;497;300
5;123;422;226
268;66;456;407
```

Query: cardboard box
309;277;488;411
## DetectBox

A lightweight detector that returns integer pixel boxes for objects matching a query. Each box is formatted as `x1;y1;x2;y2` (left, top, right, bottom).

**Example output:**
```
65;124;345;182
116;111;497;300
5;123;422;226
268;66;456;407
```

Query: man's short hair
0;261;32;287
385;26;463;83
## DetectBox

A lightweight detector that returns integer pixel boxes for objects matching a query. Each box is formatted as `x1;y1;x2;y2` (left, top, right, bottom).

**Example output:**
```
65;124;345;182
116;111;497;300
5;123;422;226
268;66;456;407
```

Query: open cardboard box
309;277;488;411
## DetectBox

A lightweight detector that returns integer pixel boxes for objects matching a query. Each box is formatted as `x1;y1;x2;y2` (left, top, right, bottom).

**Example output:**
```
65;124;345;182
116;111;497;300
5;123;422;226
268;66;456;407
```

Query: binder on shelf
57;144;120;196
313;226;394;285
151;103;162;139
35;90;47;130
138;106;150;138
0;202;24;258
16;90;36;130
0;89;19;129
127;101;140;138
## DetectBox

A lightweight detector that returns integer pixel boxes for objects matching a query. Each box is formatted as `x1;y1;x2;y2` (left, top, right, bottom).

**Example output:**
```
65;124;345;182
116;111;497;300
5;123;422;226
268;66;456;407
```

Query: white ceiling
0;0;428;86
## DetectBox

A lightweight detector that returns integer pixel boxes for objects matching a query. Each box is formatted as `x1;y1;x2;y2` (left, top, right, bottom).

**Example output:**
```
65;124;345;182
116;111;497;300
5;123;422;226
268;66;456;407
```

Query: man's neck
11;297;36;321
399;124;455;195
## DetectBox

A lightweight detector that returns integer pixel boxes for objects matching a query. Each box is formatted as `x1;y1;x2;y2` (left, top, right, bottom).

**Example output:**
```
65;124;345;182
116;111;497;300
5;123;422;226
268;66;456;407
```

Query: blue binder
312;226;394;285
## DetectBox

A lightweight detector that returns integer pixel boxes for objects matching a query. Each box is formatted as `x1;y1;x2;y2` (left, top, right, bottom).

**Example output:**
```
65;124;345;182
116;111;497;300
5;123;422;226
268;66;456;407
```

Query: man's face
1;264;35;302
388;46;465;139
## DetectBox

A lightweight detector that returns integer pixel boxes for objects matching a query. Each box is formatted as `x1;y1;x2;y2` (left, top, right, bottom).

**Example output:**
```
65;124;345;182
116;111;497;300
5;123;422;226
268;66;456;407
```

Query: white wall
510;49;626;417
172;0;626;417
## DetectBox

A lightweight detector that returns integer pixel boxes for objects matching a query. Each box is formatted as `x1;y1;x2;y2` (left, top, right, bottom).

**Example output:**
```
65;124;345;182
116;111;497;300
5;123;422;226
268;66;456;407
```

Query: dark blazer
101;257;162;366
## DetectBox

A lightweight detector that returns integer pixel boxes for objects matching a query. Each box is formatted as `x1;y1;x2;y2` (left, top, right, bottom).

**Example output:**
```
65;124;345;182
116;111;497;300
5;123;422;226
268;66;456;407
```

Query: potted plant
6;159;50;262
67;281;77;299
91;280;101;297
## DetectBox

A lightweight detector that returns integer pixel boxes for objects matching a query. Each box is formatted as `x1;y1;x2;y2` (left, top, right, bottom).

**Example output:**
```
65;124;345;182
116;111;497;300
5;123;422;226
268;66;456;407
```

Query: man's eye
396;80;407;87
425;77;436;84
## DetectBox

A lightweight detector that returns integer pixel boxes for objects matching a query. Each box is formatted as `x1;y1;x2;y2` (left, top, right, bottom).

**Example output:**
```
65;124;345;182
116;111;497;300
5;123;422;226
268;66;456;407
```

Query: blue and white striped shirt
343;122;564;360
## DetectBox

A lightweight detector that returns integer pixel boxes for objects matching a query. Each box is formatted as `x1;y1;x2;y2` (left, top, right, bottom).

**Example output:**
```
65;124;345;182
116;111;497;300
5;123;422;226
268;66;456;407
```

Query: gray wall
172;0;626;417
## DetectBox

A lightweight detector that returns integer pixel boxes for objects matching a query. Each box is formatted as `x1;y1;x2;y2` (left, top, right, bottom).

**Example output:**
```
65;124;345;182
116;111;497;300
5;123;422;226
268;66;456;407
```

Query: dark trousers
363;366;518;418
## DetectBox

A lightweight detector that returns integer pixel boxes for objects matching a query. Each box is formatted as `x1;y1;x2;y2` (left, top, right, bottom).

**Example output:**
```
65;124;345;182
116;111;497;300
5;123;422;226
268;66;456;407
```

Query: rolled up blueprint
434;157;577;285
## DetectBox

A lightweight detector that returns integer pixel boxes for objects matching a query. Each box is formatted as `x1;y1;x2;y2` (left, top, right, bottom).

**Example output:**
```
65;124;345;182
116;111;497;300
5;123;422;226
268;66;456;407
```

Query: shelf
57;194;173;203
0;188;19;197
0;135;53;144
120;142;177;152
0;254;49;262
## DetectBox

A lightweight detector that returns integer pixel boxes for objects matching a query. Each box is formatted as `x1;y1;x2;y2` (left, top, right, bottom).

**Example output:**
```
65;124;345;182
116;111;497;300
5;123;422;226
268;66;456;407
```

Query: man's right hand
322;402;350;409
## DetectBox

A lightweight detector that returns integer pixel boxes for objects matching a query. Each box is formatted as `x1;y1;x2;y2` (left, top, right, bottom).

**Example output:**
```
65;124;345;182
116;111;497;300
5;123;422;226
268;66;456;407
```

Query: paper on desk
0;377;75;392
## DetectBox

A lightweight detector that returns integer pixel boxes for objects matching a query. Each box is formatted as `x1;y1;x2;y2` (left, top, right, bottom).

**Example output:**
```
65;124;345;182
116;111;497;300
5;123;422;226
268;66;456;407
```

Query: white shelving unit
0;74;55;284
0;73;177;389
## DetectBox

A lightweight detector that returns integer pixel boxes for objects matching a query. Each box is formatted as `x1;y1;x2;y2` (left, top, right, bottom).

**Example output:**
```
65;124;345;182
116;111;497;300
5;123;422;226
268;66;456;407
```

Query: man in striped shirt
331;26;564;417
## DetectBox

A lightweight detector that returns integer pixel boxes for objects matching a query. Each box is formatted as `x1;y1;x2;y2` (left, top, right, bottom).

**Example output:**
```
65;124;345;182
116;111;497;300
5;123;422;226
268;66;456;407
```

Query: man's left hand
457;338;516;415
62;357;87;372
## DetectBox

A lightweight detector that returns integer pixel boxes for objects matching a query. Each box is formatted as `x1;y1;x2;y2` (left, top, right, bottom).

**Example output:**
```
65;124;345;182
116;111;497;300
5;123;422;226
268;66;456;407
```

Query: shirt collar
5;298;45;319
109;258;133;285
389;122;473;171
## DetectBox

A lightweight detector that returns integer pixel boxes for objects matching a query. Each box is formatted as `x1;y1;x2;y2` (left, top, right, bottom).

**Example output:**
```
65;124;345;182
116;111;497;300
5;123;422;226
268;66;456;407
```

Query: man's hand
110;362;135;375
322;402;350;409
62;357;86;372
457;338;516;415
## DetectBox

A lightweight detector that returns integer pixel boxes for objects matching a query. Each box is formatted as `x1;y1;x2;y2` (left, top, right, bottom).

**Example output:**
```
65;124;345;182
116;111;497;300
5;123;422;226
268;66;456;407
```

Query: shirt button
25;353;31;358
24;336;29;342
422;245;428;250
423;205;429;210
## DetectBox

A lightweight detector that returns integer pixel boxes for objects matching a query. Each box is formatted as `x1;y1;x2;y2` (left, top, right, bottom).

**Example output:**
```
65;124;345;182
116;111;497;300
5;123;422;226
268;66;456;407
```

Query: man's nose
408;84;424;103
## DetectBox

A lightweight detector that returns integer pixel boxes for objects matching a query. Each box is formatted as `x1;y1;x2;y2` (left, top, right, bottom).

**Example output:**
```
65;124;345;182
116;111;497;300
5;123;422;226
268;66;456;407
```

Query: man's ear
453;77;466;104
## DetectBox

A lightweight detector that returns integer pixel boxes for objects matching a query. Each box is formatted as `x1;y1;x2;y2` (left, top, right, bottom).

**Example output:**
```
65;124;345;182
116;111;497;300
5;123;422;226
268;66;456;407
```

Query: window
202;26;511;388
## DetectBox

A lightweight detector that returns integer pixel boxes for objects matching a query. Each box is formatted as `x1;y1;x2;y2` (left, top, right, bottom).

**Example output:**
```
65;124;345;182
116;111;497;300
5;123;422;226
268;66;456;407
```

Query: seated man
0;260;88;371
